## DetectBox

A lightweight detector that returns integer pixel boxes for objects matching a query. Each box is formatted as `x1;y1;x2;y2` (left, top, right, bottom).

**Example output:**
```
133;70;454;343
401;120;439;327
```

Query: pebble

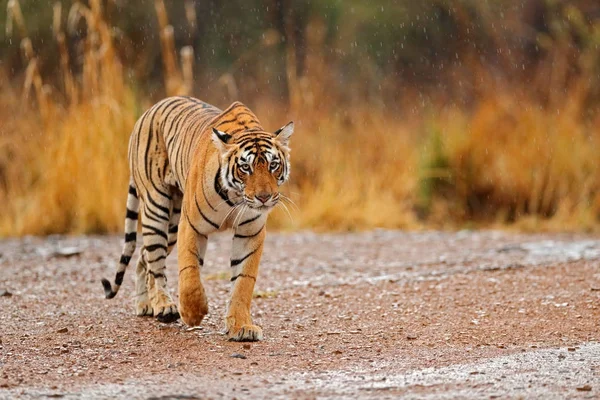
231;353;247;359
576;385;592;392
56;327;68;334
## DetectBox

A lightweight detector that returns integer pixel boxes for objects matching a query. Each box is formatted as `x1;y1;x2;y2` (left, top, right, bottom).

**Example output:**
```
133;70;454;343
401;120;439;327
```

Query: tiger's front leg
177;216;209;326
226;224;266;341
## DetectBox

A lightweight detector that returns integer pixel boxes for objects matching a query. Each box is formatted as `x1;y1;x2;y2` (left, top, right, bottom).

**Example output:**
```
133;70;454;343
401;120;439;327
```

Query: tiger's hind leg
135;192;182;319
140;195;179;323
135;253;153;316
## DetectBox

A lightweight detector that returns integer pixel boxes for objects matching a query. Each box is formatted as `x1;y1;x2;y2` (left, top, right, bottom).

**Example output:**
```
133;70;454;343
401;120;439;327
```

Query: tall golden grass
0;1;599;236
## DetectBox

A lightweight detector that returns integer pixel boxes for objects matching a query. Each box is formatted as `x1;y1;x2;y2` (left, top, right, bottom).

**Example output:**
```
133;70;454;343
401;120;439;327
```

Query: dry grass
0;1;599;236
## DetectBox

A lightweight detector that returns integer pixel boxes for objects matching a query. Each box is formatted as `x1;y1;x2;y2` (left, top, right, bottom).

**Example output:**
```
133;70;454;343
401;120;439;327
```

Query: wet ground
1;230;599;399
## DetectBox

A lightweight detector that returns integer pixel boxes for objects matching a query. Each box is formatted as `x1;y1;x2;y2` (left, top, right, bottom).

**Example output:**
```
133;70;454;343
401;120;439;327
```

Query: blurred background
0;0;599;236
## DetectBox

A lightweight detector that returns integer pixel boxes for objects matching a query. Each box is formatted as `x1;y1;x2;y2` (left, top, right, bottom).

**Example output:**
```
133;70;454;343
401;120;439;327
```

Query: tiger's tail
101;180;140;299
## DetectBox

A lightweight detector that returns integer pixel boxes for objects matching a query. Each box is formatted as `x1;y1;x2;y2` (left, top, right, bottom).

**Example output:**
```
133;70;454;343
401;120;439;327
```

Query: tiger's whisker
233;205;247;229
280;194;300;212
277;202;294;225
220;204;241;229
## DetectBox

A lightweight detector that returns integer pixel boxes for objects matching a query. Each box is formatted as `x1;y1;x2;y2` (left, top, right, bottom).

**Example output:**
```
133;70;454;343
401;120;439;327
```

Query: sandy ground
1;230;599;399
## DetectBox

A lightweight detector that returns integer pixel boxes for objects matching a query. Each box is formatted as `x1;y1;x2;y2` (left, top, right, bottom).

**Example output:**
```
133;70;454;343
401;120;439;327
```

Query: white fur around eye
240;164;251;174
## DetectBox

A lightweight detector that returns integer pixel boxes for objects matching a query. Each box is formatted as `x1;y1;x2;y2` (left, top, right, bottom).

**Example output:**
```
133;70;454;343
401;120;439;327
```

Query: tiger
101;96;293;341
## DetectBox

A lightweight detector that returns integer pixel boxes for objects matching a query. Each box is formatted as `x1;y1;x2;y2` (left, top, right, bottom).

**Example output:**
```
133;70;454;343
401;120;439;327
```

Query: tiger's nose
255;193;271;204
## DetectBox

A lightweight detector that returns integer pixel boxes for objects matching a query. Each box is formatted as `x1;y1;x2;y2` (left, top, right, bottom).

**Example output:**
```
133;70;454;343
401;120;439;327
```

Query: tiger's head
212;122;293;211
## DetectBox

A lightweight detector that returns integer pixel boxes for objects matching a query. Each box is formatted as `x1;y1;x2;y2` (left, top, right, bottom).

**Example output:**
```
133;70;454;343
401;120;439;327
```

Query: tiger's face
212;122;293;211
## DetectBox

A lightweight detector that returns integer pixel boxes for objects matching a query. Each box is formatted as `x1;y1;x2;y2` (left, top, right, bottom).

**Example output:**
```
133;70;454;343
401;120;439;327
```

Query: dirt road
1;230;599;399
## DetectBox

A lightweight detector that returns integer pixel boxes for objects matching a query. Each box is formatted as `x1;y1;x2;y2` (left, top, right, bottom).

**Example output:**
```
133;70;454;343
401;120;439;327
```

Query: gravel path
1;230;599;399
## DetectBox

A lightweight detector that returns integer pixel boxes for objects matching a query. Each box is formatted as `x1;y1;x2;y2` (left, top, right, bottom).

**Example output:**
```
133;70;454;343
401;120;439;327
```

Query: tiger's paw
228;324;263;342
179;287;208;327
154;303;180;323
135;299;153;317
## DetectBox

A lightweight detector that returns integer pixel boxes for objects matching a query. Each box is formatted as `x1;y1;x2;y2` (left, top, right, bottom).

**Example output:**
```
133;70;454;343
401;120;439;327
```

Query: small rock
186;326;203;332
568;347;576;352
52;247;83;258
0;290;12;297
231;353;247;359
406;334;417;340
56;327;68;334
576;385;592;392
242;344;251;350
591;287;600;292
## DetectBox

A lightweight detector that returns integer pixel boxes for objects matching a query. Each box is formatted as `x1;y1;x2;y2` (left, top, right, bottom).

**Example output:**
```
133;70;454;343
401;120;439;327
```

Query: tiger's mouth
249;203;275;212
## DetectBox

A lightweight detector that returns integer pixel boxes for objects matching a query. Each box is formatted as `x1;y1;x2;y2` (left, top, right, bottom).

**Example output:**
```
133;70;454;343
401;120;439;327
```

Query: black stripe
142;224;168;240
183;211;208;239
148;270;166;279
187;248;204;266
145;193;170;218
168;240;177;247
234;225;264;239
144;208;169;223
236;135;272;148
179;265;196;275
144;103;159;177
161;98;190;139
166;103;202;148
147;255;167;263
214;170;235;207
216;116;241;126
145;244;167;252
239;214;261;226
119;255;131;265
101;278;115;298
168;225;178;233
230;273;256;282
173;207;181;213
169;104;201;174
202;181;217;211
115;271;125;285
228;127;247;134
158;97;188;144
231;249;257;267
126;209;138;220
128;185;138;197
124;232;137;242
195;195;219;229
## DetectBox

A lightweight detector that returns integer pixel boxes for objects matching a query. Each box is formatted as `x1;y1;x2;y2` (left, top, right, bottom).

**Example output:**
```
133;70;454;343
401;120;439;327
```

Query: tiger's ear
212;127;232;152
274;122;294;147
